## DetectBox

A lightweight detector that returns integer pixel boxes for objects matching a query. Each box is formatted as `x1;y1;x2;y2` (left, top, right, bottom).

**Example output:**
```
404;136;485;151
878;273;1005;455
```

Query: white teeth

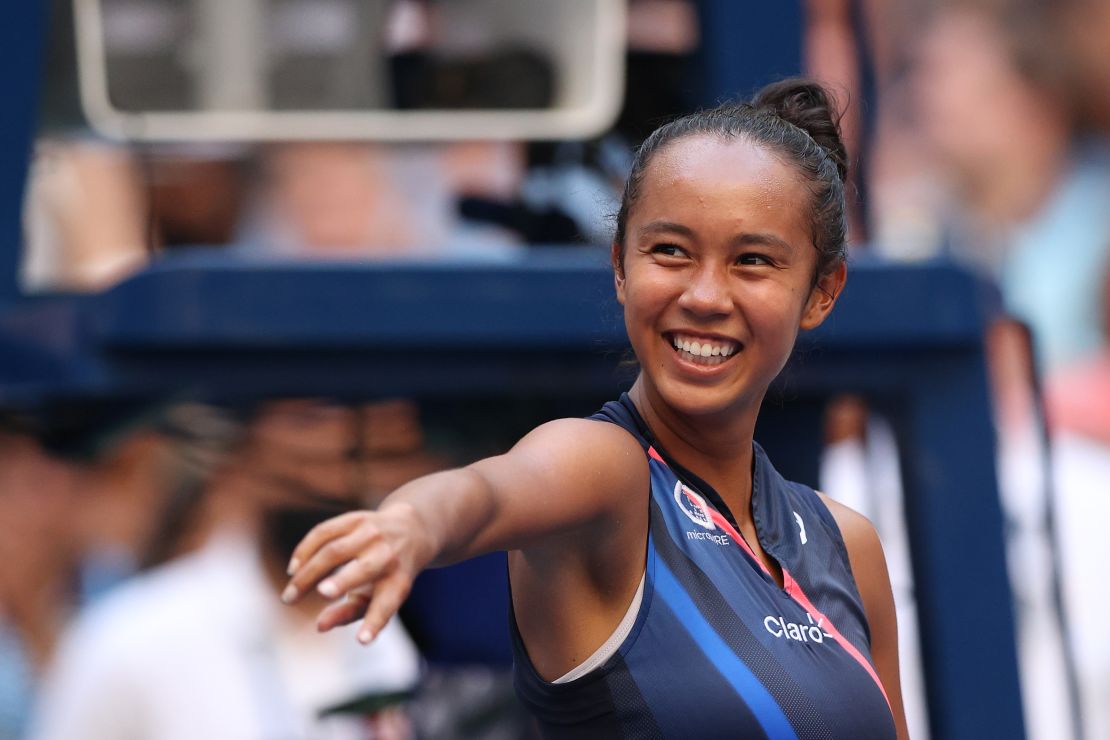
670;334;738;359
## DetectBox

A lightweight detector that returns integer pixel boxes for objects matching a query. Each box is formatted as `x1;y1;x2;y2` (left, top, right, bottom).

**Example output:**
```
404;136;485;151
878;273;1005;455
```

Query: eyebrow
732;232;794;252
638;220;794;252
638;221;694;239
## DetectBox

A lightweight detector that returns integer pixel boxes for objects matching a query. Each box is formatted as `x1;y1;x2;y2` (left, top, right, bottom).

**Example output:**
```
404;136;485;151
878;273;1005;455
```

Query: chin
653;376;764;422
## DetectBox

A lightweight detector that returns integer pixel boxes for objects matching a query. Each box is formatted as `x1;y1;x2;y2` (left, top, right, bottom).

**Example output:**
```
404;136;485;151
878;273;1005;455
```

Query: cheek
746;284;810;341
621;269;671;314
752;278;804;312
620;278;677;354
622;286;664;338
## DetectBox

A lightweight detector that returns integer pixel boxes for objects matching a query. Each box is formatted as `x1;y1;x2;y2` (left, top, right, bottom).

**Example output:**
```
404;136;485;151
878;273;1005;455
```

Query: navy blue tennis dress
510;394;896;739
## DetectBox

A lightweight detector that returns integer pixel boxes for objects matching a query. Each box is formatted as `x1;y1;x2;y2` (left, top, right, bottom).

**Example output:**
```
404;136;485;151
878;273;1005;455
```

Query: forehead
632;135;810;237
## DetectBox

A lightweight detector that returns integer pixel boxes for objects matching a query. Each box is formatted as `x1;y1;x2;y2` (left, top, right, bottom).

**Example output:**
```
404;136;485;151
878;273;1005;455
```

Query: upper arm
818;493;911;740
453;417;650;557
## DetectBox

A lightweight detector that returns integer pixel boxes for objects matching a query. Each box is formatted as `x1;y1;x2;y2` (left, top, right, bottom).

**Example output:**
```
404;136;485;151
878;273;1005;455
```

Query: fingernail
318;580;339;599
281;585;298;604
286;558;300;576
358;628;373;643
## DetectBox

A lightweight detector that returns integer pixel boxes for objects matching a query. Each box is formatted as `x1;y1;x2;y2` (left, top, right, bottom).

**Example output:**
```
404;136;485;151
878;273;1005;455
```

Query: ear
799;262;846;330
611;241;627;305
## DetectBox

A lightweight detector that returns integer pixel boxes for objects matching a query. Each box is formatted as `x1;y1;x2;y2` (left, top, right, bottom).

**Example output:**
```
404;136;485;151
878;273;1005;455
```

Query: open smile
666;332;742;367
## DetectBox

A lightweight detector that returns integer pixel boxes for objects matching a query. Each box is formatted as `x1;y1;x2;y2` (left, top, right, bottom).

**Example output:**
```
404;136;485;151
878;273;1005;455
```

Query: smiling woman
613;133;843;425
282;78;910;740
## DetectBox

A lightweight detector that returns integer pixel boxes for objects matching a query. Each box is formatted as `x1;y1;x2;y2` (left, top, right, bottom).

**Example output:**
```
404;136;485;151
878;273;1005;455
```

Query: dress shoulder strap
588;392;652;453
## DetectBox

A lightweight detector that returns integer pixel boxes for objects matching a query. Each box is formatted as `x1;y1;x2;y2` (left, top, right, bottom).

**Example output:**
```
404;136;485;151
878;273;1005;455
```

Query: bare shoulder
814;492;889;597
515;416;647;458
815;492;883;560
515;416;647;487
475;416;651;521
815;493;910;739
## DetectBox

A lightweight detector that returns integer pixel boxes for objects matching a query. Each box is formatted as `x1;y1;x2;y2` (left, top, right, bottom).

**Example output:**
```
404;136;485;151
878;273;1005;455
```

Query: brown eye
737;253;772;266
651;244;686;257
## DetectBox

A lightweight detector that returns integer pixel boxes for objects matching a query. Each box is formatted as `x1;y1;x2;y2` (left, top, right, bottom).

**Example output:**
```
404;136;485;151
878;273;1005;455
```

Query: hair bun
752;78;848;183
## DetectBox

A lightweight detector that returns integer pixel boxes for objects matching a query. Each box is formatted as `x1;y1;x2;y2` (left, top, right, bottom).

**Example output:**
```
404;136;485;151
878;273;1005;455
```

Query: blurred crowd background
3;0;1110;738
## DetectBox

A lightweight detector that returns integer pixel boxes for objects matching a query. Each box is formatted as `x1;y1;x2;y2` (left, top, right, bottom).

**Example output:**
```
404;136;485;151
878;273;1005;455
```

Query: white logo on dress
793;511;808;545
686;530;729;546
764;613;832;643
673;481;715;530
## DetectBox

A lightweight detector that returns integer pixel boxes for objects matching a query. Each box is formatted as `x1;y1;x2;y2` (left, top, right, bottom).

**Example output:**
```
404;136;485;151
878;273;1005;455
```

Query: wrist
380;499;440;570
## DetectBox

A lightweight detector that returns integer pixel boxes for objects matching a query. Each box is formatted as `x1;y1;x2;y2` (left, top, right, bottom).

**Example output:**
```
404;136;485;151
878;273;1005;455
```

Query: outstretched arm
281;417;647;643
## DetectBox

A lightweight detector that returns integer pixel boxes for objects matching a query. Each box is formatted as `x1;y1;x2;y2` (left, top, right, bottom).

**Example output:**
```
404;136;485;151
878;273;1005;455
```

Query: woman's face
613;135;844;421
912;9;1050;183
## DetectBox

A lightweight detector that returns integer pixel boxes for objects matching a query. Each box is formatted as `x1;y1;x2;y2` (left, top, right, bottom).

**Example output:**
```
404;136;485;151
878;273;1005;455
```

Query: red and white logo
673;481;716;530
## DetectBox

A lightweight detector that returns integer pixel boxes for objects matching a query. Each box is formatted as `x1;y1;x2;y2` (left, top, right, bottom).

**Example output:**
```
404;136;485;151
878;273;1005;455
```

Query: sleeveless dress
510;394;896;739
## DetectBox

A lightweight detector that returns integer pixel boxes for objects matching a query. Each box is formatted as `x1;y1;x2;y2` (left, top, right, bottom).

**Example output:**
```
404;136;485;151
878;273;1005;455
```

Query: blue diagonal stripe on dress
654;557;799;740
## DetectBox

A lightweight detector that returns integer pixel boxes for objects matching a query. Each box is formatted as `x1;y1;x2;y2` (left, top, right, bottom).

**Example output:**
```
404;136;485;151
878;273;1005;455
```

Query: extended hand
281;502;433;644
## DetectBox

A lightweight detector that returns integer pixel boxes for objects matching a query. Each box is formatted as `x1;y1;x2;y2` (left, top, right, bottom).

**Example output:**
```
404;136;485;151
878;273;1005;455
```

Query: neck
629;377;759;525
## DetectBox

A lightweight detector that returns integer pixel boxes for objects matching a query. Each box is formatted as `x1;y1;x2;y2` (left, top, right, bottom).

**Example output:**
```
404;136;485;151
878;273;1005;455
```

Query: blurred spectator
1055;0;1110;136
450;140;588;246
28;400;432;740
910;0;1110;374
801;0;937;247
237;141;524;258
510;0;704;246
387;0;596;246
20;138;255;292
802;0;865;239
21;140;150;291
856;6;1110;737
0;430;79;739
0;416;179;738
821;8;1110;737
144;146;250;249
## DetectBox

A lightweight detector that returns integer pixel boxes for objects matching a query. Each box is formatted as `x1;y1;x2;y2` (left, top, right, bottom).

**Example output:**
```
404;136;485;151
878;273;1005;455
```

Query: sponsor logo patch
673;481;715;530
764;613;833;644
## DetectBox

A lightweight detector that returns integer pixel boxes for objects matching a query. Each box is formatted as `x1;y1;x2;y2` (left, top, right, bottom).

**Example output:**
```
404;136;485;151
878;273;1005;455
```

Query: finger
285;511;364;575
282;528;371;604
316;541;396;599
316;590;371;632
356;572;411;644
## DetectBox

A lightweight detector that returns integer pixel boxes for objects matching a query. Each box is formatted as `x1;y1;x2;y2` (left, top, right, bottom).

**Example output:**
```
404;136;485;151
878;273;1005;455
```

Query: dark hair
613;78;849;280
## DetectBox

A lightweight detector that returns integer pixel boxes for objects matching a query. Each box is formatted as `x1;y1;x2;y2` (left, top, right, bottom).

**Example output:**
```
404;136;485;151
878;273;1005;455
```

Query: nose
677;264;732;317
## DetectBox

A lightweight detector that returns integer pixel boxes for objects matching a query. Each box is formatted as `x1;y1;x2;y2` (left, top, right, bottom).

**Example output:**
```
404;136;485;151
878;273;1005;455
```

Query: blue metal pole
0;1;50;306
899;354;1027;738
695;0;803;104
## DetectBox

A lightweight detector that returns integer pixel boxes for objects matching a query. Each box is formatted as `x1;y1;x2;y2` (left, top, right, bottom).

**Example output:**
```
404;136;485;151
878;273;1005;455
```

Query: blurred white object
72;0;627;141
29;532;421;740
1053;432;1110;740
820;416;930;740
21;139;148;292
